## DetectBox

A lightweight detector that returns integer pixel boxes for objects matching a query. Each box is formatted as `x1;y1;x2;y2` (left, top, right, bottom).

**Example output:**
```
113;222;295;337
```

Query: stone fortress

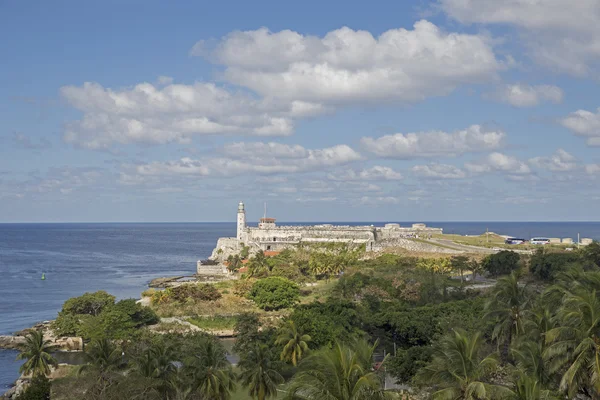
199;202;443;274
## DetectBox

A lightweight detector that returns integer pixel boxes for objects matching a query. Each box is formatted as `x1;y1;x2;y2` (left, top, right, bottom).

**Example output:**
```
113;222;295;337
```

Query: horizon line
1;220;600;224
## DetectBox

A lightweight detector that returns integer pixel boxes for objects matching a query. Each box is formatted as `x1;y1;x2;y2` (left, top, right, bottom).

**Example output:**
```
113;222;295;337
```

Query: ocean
1;221;599;393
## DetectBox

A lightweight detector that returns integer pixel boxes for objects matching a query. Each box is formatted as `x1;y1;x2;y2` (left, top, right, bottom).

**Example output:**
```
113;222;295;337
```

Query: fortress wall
209;237;240;261
378;227;443;239
246;227;376;242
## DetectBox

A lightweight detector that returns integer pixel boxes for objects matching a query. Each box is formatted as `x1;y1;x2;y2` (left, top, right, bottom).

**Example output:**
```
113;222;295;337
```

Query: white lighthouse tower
237;201;246;242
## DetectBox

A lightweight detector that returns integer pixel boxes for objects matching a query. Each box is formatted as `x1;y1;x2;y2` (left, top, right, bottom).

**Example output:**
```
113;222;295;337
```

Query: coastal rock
0;335;26;350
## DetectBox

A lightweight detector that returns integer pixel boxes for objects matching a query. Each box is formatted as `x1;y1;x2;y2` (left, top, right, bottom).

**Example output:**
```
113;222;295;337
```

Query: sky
1;0;600;223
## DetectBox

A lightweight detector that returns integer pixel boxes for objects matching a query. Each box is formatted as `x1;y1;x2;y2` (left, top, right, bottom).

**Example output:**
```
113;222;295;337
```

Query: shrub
530;249;581;281
61;291;115;317
288;299;360;347
153;284;222;304
387;346;432;384
233;279;254;296
18;375;51;400
141;288;156;297
483;251;520;277
248;277;299;311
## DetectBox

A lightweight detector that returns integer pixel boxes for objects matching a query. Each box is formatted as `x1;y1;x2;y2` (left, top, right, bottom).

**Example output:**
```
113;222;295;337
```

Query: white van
530;237;550;245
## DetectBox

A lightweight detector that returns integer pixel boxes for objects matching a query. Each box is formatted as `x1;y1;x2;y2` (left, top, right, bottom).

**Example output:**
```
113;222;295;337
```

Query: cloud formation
327;166;403;181
529;149;578;172
487;84;563;107
412;163;467;179
560;107;600;146
193;21;501;104
439;0;600;75
124;142;362;180
361;125;505;159
465;152;531;175
61;82;296;149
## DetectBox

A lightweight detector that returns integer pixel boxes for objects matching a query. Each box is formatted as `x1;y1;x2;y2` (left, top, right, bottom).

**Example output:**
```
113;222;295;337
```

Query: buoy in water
41;273;46;280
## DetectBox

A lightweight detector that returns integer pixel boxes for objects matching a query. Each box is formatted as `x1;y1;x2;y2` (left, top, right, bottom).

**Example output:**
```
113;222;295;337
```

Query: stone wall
209;237;240;262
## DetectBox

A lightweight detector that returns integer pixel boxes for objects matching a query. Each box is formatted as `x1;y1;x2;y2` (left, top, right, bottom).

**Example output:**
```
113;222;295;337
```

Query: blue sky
1;0;600;222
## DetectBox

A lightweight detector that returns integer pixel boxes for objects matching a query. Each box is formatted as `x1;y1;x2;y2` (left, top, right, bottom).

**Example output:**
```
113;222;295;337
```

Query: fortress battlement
203;202;443;268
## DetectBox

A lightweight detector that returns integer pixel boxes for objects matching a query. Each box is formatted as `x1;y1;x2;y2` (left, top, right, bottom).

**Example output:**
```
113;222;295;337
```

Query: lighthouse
237;201;246;242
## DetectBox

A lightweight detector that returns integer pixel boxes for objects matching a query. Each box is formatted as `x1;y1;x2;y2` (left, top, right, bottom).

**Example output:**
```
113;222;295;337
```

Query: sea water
1;221;599;393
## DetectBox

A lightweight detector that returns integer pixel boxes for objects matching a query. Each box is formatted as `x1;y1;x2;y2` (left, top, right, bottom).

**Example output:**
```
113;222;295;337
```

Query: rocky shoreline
0;322;83;352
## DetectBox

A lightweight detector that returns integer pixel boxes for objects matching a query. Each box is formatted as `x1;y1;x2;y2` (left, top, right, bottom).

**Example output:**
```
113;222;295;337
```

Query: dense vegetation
14;241;600;399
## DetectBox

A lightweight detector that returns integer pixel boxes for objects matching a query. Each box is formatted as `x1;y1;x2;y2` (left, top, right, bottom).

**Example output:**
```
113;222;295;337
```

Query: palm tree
80;338;124;374
484;271;530;357
512;375;558;400
247;251;270;278
510;305;555;387
275;320;311;366
16;330;57;377
238;344;283;400
226;254;243;274
185;339;236;400
544;289;600;398
415;329;512;400
78;338;124;395
286;339;392;400
130;342;177;397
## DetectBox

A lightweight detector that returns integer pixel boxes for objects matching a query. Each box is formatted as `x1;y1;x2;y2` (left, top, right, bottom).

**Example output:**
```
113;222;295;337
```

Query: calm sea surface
1;221;599;393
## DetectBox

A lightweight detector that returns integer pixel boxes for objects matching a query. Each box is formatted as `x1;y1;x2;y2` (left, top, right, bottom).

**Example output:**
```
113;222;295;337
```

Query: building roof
260;218;276;223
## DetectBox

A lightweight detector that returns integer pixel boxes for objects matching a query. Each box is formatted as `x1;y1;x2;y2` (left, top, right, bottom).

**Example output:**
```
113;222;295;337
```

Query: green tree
484;271;530;357
248;277;300;311
451;255;471;285
61;291;115;317
415;329;512;400
130;342;177;396
185;338;236;400
275;320;311;366
482;251;520;277
529;249;580;281
78;338;125;395
581;241;600;268
226;254;244;273
286;339;392;400
387;346;431;384
238;344;284;400
247;251;270;278
16;330;57;377
544;289;600;398
512;375;558;400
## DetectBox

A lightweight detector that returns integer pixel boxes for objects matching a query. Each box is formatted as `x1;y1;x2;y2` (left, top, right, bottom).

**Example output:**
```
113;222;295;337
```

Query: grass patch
151;293;261;318
187;315;238;330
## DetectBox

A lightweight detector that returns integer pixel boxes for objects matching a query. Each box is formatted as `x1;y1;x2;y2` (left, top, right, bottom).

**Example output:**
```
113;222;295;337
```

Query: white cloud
327;166;403;181
193;21;501;104
412;163;467;179
361;124;504;159
61;82;297;149
465;152;531;175
560;107;600;146
359;196;400;205
487;84;563;107
157;76;174;85
585;164;600;175
529;149;578;172
439;0;600;75
127;142;362;179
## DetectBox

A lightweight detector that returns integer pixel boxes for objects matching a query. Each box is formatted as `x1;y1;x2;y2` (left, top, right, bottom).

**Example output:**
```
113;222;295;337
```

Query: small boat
41;273;46;280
